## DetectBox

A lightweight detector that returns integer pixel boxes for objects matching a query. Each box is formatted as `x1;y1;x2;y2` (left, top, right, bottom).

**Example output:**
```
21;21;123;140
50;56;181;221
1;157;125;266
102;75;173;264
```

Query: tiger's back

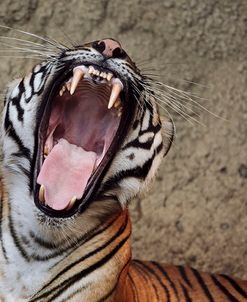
123;261;247;302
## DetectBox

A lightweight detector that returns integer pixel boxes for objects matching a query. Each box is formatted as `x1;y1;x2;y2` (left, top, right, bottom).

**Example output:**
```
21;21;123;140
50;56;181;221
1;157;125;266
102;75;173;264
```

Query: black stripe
123;135;154;151
29;216;118;261
13;162;30;178
4;104;31;160
98;258;131;302
11;96;24;122
8;204;30;261
59;286;87;302
46;234;130;302
0;190;8;261
211;275;240;302
134;261;160;300
101;142;163;192
29;231;64;250
128;272;138;302
134;260;170;302
219;274;247;299
151;261;179;299
31;215;129;300
177;266;192;288
181;283;192;302
4;95;7;106
191;268;214;302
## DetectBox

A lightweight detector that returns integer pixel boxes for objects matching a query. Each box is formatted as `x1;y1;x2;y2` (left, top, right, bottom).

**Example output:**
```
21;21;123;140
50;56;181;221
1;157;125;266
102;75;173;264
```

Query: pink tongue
37;139;97;210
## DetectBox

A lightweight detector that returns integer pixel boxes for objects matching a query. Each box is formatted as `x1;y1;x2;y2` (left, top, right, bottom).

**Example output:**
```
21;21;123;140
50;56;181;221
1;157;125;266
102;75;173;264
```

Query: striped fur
0;38;246;301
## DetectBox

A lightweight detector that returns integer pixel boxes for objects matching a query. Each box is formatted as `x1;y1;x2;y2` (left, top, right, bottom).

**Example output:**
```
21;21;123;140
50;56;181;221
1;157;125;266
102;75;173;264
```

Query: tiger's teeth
88;65;94;74
108;80;123;109
107;73;113;81
114;99;121;108
39;185;45;203
59;85;66;96
68;196;77;208
70;67;86;95
44;146;49;156
66;82;71;91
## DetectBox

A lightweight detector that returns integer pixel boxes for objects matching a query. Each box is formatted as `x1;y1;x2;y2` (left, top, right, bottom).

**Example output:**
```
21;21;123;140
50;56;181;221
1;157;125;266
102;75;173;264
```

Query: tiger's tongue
37;139;97;210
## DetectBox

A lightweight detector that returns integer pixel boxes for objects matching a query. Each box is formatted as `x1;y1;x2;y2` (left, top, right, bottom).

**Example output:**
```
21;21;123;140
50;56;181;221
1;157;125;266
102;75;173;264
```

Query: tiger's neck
0;178;132;301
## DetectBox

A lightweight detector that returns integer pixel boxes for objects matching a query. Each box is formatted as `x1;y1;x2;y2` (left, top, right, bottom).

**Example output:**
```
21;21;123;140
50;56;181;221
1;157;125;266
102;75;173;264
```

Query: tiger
0;34;246;302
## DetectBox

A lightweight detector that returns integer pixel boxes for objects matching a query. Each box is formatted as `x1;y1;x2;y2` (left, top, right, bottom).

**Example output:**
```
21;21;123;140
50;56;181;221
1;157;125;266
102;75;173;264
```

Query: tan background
0;0;246;278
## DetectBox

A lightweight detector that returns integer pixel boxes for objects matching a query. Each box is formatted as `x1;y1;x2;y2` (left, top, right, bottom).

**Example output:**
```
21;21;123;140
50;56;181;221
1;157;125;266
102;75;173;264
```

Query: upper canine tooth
39;185;45;203
70;67;84;95
108;79;123;109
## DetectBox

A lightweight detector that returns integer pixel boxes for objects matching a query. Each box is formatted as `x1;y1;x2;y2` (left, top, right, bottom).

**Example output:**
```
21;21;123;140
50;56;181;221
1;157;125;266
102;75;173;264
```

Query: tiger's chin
33;64;136;219
35;198;122;236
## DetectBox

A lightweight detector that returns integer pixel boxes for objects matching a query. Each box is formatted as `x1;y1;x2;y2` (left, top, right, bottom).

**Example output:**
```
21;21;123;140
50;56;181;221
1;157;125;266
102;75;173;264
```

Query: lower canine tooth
44;146;49;156
39;185;45;203
69;196;77;208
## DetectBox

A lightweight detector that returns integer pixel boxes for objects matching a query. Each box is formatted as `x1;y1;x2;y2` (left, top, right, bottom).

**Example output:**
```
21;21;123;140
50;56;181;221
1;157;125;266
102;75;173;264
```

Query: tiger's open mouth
34;64;135;217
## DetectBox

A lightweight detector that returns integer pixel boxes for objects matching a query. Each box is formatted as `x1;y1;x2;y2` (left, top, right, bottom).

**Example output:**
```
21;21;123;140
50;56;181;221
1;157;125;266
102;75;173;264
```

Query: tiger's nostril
112;47;126;59
92;41;106;53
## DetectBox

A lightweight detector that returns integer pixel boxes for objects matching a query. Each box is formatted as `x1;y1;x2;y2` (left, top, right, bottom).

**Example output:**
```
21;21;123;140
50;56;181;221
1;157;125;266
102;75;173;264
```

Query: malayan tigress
0;31;246;302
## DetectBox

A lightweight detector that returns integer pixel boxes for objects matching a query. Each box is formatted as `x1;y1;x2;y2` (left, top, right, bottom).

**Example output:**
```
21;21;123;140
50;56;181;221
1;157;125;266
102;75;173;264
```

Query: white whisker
0;36;57;52
0;25;68;50
0;42;56;58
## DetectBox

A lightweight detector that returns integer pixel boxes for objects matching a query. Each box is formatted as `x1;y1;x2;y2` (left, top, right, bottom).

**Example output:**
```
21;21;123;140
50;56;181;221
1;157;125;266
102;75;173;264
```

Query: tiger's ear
160;116;175;157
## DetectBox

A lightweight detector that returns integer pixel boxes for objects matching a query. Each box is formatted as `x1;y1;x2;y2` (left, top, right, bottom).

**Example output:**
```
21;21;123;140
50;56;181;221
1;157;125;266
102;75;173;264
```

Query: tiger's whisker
144;86;202;119
0;36;58;52
0;25;68;50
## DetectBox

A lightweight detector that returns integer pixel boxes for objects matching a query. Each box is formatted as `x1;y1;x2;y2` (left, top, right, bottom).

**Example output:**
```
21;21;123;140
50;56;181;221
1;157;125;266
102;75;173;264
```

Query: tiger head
1;38;174;233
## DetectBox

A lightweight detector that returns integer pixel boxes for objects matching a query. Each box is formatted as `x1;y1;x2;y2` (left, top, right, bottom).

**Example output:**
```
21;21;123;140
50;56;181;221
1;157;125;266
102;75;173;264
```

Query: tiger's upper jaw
34;39;140;218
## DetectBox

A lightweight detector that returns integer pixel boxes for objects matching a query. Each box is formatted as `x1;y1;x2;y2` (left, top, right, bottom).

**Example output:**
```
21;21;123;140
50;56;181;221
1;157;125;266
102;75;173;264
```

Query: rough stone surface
0;0;246;278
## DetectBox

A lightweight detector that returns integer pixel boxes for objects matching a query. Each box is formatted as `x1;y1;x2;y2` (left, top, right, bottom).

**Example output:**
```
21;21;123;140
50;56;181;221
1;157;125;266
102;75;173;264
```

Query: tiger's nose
93;38;125;58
